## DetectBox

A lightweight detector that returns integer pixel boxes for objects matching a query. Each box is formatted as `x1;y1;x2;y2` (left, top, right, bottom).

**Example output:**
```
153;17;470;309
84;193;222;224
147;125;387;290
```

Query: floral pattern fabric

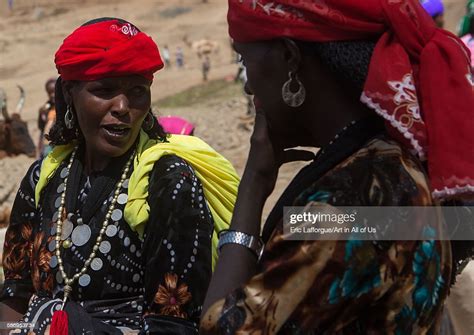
1;153;213;334
200;136;452;335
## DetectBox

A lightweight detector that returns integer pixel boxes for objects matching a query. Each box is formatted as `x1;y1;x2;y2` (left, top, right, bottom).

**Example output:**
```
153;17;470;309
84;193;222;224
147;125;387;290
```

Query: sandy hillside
0;0;235;121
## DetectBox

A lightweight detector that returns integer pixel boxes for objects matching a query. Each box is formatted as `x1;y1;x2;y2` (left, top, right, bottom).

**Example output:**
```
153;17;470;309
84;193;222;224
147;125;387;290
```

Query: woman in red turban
201;1;474;334
0;17;239;334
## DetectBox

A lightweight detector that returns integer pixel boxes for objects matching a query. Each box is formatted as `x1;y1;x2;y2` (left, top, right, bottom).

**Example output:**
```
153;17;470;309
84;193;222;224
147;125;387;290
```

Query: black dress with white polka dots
1;152;213;334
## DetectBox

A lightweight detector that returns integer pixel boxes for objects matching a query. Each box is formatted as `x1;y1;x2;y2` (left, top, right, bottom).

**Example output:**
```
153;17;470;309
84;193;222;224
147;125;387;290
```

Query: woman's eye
92;87;114;95
131;86;148;96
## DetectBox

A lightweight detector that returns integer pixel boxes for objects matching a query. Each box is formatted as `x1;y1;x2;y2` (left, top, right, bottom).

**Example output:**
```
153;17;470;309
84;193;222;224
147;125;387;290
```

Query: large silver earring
64;105;75;129
281;71;306;108
143;111;155;131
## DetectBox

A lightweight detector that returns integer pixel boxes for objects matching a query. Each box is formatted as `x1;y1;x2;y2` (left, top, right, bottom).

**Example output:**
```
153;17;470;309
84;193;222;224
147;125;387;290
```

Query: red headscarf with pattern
55;19;163;81
228;0;474;199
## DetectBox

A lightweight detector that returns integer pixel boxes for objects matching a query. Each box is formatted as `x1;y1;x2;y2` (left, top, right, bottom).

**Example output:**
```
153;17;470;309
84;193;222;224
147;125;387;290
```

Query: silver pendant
71;224;91;247
50;255;58;268
105;225;118;237
111;209;123;222
61;219;74;240
122;179;129;188
99;240;111;254
124;237;130;247
48;239;56;252
56;271;63;284
54;197;62;209
78;274;91;287
91;257;103;271
57;183;66;194
60;167;69;178
117;193;128;205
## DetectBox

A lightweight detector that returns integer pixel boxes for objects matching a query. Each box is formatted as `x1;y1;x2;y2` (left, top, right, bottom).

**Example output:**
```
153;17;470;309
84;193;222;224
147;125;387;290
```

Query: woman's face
66;75;151;158
233;41;302;143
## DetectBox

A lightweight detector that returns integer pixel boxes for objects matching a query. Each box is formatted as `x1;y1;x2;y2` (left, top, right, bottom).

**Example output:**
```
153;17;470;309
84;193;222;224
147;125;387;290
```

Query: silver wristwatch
217;230;264;259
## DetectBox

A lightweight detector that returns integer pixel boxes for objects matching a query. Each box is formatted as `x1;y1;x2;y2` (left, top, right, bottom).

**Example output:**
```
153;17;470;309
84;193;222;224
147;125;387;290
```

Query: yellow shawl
35;130;239;269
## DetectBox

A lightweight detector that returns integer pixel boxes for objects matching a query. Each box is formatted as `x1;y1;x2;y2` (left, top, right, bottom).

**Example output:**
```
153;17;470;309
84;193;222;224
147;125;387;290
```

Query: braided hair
47;17;167;146
296;39;376;96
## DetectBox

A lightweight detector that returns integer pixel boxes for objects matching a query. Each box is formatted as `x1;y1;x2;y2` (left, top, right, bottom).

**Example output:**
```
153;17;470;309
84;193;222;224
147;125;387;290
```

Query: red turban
55;19;163;81
229;0;474;200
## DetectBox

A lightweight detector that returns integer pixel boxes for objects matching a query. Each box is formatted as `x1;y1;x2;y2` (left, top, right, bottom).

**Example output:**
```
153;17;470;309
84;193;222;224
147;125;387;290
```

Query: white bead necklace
54;147;135;309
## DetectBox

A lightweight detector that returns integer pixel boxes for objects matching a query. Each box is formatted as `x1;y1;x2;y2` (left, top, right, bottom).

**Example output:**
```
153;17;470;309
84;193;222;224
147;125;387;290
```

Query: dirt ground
0;0;470;279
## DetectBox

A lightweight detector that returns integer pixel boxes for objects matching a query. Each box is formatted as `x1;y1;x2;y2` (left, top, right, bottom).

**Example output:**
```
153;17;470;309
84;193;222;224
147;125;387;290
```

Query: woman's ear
281;38;302;73
61;80;74;106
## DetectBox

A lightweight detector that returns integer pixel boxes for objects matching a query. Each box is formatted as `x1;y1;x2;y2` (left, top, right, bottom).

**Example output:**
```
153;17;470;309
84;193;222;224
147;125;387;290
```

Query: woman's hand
244;111;314;198
201;111;313;316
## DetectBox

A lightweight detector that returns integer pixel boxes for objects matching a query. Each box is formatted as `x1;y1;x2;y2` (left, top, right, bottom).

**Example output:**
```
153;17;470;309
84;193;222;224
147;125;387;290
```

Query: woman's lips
101;125;131;140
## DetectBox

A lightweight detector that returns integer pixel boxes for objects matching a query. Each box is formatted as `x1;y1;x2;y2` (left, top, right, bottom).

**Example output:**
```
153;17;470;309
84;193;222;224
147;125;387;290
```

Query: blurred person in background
162;44;171;68
37;78;57;159
421;0;445;28
201;1;473;334
202;55;211;82
458;0;474;36
176;46;184;69
458;0;474;69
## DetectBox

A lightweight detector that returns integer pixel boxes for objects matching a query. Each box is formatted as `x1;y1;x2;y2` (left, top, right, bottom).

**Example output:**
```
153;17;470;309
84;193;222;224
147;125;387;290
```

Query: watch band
217;230;264;259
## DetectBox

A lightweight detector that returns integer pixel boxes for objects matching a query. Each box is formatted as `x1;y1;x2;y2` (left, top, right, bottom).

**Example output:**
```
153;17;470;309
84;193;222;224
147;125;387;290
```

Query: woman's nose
111;94;129;116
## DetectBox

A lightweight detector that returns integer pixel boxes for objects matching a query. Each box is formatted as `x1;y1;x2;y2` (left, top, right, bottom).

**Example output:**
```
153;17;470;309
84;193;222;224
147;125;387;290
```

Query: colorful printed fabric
200;136;452;335
457;0;474;36
1;154;212;334
228;0;474;200
55;19;163;81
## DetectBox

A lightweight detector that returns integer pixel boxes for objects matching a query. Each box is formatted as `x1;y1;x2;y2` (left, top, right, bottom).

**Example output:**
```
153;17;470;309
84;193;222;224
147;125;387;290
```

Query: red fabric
228;0;474;199
55;20;163;81
51;310;68;335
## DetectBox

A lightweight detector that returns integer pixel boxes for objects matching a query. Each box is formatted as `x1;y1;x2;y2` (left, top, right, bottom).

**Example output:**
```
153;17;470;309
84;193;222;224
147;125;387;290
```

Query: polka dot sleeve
140;155;213;332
